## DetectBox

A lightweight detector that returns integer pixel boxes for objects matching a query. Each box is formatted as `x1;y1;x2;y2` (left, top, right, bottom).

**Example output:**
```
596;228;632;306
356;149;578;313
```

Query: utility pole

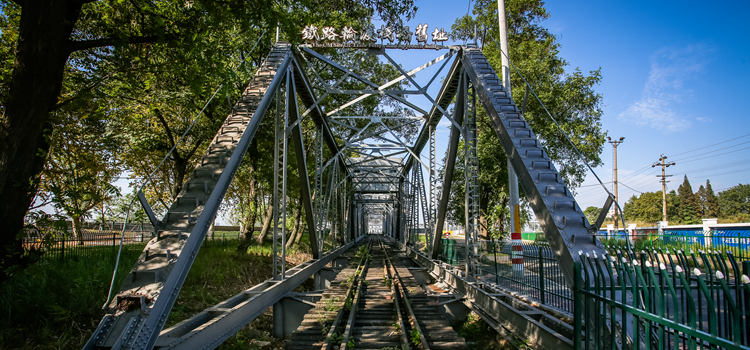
652;154;675;222
607;136;624;230
498;0;522;275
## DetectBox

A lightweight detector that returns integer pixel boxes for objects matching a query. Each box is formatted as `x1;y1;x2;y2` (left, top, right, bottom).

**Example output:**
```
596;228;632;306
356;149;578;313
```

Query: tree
697;180;720;218
584;206;601;226
100;189;150;228
0;0;417;283
445;0;606;233
38;100;123;244
666;190;679;222
718;184;750;221
622;191;662;224
677;175;700;224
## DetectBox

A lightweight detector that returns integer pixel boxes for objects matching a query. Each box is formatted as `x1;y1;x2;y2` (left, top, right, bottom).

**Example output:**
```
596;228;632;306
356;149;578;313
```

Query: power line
619;182;644;194
674;165;750;180
669;132;750;157
676;158;750;175
578;181;614;188
616;165;656;183
671;139;750;162
672;145;750;164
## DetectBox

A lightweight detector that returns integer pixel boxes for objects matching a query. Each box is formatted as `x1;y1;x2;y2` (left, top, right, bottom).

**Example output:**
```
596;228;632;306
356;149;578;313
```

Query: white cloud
619;44;712;133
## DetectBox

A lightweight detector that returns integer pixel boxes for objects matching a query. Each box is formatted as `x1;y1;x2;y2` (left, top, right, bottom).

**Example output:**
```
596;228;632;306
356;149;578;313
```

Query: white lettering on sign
301;23;450;46
341;26;358;43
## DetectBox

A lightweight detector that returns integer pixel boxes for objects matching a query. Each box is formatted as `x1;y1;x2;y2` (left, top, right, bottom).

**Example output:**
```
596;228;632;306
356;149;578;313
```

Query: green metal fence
574;248;750;350
599;229;750;261
23;229;147;263
439;238;573;313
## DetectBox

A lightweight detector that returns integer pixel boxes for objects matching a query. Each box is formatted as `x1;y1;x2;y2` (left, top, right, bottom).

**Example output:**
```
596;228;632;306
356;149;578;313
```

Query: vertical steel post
539;245;546;304
416;165;432;250
272;72;289;281
314;125;324;248
573;261;583;349
464;70;480;281
430;124;437;237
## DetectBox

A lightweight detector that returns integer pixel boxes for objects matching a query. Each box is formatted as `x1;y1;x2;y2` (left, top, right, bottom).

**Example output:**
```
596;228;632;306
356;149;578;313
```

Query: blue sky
392;0;750;212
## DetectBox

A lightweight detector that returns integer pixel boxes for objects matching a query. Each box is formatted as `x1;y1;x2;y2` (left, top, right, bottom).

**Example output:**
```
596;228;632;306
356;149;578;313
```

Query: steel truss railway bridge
83;42;610;350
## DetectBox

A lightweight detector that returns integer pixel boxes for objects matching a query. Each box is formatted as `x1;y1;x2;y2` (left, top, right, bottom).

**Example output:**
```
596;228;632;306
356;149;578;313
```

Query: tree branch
153;109;178;158
67;33;175;54
186;139;204;160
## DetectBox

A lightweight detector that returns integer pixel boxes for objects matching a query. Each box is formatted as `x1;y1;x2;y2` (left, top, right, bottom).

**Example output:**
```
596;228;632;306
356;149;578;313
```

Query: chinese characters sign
301;24;449;48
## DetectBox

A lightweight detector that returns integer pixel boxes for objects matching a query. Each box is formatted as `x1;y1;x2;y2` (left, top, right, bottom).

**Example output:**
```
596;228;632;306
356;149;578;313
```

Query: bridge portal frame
84;42;607;350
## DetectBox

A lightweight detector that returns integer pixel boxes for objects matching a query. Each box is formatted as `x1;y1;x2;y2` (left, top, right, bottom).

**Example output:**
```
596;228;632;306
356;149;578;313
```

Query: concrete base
273;296;316;339
408;268;434;285
314;268;339;290
442;299;472;325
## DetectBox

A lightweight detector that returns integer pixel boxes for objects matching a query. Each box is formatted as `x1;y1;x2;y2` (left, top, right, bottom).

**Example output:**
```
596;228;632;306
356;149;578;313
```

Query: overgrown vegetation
455;312;515;349
409;329;421;346
0;240;312;349
0;245;145;349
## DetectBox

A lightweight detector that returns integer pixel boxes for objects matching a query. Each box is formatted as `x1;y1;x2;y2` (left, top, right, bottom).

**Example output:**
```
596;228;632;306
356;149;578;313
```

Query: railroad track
287;235;466;350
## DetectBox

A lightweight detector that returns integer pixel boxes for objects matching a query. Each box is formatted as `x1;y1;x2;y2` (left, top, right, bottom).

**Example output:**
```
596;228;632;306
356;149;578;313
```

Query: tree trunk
255;204;274;245
172;156;187;200
479;215;489;239
0;1;84;283
294;221;305;246
71;215;85;246
286;200;303;249
237;175;258;251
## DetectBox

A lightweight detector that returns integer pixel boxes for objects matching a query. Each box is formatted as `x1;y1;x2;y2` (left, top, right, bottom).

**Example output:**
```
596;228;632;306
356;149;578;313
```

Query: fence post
539;246;546;304
744;261;750;345
492;239;499;285
61;237;65;262
573;261;582;350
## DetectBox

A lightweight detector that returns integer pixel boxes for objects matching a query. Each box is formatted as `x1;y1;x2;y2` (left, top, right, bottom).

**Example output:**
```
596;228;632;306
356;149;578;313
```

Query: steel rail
338;237;375;350
322;238;374;350
380;237;430;350
377;236;413;350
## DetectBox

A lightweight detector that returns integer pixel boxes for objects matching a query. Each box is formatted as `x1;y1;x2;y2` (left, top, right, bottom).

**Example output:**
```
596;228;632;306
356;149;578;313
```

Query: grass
454;312;517;350
0;237;314;350
0;244;146;349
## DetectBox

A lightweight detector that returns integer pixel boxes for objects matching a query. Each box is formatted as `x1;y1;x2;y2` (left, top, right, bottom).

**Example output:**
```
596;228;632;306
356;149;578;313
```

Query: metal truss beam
287;68;320;258
326;51;453;116
430;71;466;259
299;47;428;116
401;51;463;178
290;49;349;177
